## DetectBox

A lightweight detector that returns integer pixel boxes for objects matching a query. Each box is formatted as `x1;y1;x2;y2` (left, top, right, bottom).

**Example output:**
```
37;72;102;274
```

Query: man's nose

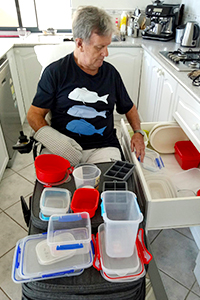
102;47;108;57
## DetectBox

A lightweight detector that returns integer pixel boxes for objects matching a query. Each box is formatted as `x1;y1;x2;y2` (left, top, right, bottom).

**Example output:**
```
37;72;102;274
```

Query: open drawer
120;119;200;231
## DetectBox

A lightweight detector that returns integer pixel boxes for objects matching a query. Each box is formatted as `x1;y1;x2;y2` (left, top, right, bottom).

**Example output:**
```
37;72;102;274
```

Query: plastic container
47;212;91;257
103;181;128;191
72;164;101;189
35;154;72;183
103;161;135;181
140;148;165;172
12;233;90;283
101;191;143;258
71;188;99;218
174;141;200;170
40;188;71;216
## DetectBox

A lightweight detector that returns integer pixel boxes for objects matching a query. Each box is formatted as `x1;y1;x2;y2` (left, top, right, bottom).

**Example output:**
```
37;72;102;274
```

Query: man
27;6;145;166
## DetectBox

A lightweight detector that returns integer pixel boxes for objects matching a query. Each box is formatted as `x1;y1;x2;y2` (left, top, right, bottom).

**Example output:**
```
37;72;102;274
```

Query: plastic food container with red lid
174;141;200;170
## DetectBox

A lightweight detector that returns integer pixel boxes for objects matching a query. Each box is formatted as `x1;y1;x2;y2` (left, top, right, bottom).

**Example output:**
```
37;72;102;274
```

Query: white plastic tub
101;191;143;258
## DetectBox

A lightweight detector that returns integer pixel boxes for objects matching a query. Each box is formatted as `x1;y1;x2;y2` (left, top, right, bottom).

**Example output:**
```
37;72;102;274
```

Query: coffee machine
142;1;180;41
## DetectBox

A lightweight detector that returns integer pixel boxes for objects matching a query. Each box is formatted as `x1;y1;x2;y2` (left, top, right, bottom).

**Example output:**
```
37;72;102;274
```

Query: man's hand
130;132;145;162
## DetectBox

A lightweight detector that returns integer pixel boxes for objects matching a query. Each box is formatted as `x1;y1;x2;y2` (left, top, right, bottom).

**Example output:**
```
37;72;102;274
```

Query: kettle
181;21;200;47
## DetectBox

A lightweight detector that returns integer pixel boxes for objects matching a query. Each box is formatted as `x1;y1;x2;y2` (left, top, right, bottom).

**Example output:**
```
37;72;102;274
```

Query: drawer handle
192;123;200;131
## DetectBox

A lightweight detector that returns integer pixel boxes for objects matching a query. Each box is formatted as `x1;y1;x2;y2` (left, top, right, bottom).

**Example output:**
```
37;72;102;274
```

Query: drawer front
174;85;200;152
121;119;200;230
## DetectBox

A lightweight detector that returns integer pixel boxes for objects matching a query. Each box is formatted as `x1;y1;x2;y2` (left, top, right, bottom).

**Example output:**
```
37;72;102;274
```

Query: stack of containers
12;212;93;283
98;190;146;282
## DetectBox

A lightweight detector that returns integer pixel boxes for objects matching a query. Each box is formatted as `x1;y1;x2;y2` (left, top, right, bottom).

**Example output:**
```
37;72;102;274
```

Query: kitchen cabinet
138;50;177;122
105;47;143;120
13;47;42;114
0;124;9;181
6;49;26;124
121;118;200;231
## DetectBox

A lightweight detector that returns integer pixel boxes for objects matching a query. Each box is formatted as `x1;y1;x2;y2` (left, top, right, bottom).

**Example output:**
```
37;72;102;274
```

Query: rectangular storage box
47;212;91;257
103;181;128;191
174;141;200;170
103;161;135;181
101;191;143;258
40;188;71;216
12;233;93;283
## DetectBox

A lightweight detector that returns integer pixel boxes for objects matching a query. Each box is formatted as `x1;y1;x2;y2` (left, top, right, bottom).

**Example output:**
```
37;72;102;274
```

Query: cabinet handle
192;123;200;131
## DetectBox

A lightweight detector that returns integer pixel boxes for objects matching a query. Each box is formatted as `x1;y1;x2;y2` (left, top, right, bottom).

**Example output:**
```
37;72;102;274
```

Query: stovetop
159;49;200;71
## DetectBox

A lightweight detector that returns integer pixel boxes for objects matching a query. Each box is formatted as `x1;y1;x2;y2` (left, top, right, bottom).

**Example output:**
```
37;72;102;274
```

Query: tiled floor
0;121;200;299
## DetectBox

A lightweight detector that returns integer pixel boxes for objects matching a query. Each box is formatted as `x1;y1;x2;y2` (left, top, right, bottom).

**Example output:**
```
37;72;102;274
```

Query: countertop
0;33;200;103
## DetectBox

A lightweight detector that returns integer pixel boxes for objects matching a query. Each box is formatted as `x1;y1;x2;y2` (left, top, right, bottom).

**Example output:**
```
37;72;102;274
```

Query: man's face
78;32;112;72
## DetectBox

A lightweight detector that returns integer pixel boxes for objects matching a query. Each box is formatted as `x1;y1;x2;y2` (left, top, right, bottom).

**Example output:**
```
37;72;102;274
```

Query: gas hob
159;49;200;71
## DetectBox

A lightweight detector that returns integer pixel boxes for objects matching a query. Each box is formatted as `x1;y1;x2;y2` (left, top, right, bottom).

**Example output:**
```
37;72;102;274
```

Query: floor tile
2;168;15;180
0;172;34;210
160;270;189;300
151;229;198;289
186;291;200;300
5;196;30;231
0;249;22;300
191;281;200;297
148;230;161;244
175;228;194;240
0;289;9;300
0;212;27;257
17;163;36;184
10;151;34;172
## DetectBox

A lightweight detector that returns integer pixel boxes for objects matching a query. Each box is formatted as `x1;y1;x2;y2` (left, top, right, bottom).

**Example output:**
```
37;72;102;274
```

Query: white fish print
67;105;107;119
68;87;108;104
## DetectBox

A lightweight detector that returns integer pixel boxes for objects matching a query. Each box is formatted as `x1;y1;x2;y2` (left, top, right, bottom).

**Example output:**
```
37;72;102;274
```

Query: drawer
174;84;200;152
120;119;200;230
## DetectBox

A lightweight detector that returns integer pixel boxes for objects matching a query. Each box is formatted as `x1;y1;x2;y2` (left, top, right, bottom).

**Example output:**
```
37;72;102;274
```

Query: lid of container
145;174;177;199
149;125;189;153
98;224;141;277
171;168;200;196
14;233;93;280
140;148;165;172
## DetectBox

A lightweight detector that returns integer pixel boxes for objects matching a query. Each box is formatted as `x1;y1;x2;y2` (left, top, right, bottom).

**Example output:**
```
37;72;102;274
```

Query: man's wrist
134;129;145;137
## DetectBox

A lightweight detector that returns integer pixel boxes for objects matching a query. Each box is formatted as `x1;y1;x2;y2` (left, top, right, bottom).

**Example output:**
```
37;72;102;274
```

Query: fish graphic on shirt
68;87;109;104
66;119;106;136
67;105;107;119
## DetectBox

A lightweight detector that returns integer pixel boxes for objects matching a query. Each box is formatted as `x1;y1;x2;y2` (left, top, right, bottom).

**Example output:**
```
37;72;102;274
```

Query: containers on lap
73;164;101;189
101;190;143;258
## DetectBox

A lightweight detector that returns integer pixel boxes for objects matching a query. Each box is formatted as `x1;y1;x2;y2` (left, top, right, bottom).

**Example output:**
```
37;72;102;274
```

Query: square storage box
70;188;99;218
103;181;128;191
103;161;135;181
47;212;91;257
40;188;71;217
174;141;200;170
101;191;143;258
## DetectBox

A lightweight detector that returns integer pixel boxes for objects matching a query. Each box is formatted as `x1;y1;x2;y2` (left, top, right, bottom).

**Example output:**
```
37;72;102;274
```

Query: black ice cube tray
103;181;128;191
103;161;135;181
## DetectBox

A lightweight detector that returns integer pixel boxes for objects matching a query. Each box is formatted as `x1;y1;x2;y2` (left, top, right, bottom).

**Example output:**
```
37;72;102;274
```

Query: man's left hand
130;133;145;162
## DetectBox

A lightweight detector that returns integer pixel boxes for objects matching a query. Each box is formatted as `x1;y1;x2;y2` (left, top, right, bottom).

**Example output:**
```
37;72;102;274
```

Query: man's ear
75;38;84;51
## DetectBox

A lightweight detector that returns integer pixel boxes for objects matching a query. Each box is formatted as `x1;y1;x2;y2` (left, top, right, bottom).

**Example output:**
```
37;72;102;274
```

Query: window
0;0;72;32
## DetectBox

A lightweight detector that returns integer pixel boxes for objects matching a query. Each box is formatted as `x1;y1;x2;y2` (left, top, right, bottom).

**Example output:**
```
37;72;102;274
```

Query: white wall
181;0;200;25
71;0;181;11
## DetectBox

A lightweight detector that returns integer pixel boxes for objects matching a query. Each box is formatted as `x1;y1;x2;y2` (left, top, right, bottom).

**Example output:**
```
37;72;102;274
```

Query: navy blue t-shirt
32;52;133;150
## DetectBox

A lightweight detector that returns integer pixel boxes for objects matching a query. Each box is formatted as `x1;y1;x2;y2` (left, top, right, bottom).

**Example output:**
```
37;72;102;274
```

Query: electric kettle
181;21;200;47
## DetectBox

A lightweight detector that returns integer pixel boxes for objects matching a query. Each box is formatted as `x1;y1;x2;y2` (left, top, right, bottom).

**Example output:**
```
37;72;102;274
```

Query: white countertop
1;33;200;103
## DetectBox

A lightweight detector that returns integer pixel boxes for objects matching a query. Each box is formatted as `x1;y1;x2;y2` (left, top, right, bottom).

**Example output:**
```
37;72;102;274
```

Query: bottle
120;11;127;35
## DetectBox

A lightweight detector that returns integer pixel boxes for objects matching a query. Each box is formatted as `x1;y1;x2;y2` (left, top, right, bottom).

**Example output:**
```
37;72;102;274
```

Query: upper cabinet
13;47;42;114
138;50;177;122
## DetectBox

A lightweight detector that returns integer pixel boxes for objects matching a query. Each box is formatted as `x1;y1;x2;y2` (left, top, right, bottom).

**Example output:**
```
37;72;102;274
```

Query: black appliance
142;2;180;41
159;49;200;71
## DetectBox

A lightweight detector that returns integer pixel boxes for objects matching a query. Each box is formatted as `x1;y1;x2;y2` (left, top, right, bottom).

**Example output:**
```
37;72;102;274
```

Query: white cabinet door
14;47;42;113
138;50;177;122
105;47;143;106
0;125;9;181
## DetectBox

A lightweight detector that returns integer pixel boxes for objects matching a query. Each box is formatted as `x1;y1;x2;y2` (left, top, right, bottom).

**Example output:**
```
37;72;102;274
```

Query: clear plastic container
47;212;91;257
40;188;71;216
101;191;143;258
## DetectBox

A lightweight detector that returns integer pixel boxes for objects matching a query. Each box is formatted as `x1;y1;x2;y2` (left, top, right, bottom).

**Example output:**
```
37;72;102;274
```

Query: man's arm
27;105;50;132
125;105;145;162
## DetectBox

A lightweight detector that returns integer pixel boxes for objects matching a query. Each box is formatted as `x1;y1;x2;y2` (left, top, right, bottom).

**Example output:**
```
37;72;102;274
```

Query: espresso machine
142;1;180;41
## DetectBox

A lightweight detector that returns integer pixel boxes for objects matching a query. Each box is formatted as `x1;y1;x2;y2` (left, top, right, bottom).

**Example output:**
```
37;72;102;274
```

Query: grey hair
72;6;115;42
